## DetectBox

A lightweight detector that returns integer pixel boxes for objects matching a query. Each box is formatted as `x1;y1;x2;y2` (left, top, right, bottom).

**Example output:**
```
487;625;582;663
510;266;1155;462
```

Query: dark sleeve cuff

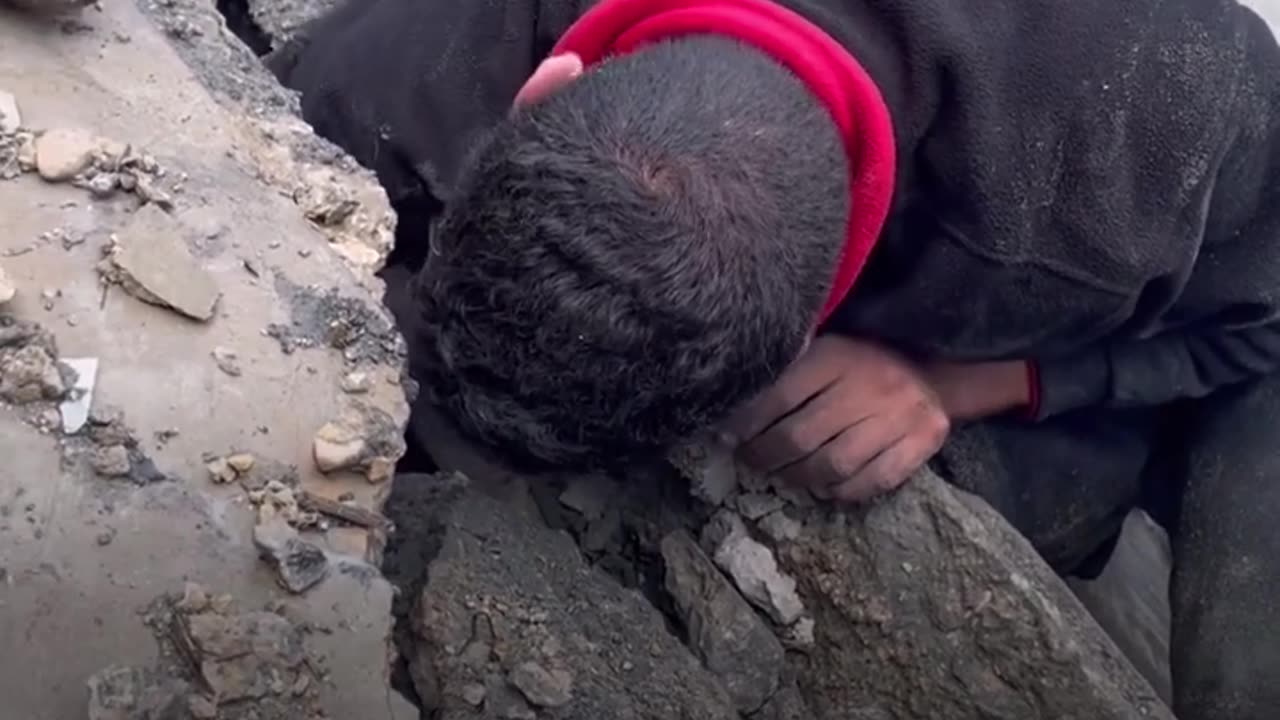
1027;349;1111;420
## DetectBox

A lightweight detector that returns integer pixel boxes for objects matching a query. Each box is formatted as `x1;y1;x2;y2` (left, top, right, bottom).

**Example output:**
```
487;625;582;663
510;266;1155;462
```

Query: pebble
211;347;241;376
226;453;255;474
0;263;15;305
0;90;20;134
34;127;99;182
756;510;802;543
253;518;329;594
91;445;131;477
338;370;371;394
509;661;574;708
735;492;785;521
707;512;806;626
365;456;393;484
205;457;237;484
312;420;367;473
0;345;67;403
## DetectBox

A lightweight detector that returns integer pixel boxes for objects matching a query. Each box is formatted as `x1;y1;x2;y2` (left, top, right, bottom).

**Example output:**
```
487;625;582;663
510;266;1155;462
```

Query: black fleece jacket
272;0;1280;421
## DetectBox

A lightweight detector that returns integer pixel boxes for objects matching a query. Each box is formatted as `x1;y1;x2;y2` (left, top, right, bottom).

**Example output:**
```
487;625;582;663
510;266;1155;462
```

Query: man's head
411;36;849;471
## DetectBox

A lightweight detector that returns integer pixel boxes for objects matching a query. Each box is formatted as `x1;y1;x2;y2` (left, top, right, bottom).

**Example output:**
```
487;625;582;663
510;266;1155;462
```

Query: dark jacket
272;0;1280;421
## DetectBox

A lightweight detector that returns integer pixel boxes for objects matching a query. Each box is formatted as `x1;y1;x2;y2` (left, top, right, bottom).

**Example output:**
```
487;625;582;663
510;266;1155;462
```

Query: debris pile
86;585;328;720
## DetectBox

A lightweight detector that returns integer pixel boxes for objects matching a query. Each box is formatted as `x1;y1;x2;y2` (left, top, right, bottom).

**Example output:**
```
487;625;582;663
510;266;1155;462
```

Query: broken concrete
408;478;740;720
0;1;410;717
412;404;1175;720
99;204;221;321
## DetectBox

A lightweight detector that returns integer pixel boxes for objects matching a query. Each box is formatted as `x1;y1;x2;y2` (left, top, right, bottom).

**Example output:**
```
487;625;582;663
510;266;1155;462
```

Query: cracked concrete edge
138;0;397;293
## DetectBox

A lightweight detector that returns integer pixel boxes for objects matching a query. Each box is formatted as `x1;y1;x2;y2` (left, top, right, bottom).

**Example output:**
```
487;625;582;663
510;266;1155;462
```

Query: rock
705;511;805;626
86;665;189;720
312;419;367;473
253;517;329;593
460;683;487;707
559;475;615;520
226;453;256;473
34;128;100;181
91;445;131;477
365;455;392;484
0;263;15;306
212;347;242;376
339;370;371;393
100;205;221;322
672;441;739;505
509;661;574;708
756;510;802;543
206;457;237;484
0;90;20;134
176;582;210;613
0;344;67;403
661;529;784;712
735;492;785;520
411;482;739;720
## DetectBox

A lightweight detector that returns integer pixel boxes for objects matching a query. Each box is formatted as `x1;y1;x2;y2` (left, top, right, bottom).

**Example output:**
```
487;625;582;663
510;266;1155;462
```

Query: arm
271;0;584;209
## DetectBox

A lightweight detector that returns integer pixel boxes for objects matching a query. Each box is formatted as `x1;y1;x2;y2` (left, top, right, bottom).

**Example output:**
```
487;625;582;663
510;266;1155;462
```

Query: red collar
554;0;896;326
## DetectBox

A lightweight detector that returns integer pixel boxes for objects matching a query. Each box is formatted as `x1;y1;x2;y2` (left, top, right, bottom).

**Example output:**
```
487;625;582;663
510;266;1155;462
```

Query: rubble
91;444;132;477
661;529;784;712
407;479;739;719
254;517;330;593
311;405;403;481
98;204;221;321
0;262;14;305
34;127;99;181
86;588;328;720
0;343;68;403
704;510;806;626
0;90;20;135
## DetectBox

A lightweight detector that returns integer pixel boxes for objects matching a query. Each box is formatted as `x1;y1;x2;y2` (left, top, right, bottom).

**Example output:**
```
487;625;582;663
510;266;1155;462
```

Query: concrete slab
0;1;412;717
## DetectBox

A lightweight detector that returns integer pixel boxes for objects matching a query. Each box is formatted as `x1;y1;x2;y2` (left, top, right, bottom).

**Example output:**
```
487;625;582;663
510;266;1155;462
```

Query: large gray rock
408;478;740;720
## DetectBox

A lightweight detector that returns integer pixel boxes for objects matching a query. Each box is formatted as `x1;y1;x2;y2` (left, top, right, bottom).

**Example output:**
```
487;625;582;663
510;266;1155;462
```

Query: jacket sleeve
1032;324;1280;418
270;0;584;208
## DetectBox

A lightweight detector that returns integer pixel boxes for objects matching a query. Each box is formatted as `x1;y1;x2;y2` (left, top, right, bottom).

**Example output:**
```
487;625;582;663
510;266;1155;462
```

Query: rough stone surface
254;517;330;593
0;2;411;718
0;89;20;134
410;483;739;720
705;511;806;626
773;470;1175;719
100;204;222;321
662;529;784;713
33;127;98;181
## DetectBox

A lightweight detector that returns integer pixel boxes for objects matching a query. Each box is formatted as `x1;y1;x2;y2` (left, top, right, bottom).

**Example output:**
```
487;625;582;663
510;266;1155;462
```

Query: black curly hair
410;35;849;471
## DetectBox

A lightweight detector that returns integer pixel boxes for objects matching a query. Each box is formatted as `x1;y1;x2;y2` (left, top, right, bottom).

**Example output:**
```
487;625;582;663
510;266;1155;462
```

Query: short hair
409;36;849;471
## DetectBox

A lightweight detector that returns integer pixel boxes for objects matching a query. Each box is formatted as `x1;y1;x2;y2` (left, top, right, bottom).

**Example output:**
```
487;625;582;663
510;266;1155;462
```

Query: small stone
176;582;210;612
780;616;816;649
460;683;487;706
757;510;802;543
509;661;573;708
206;458;237;484
0;263;15;305
672;442;739;506
91;445;131;477
339;371;371;394
101;205;220;322
735;492;785;520
707;512;806;626
253;518;329;594
226;453;255;474
312;420;367;473
0;91;20;134
0;345;66;402
661;529;784;712
35;128;99;181
187;694;217;719
211;347;241;376
96;530;114;546
40;288;60;310
365;456;393;484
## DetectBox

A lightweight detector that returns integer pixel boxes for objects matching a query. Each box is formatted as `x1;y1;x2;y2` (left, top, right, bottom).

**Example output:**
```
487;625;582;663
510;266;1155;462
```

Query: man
271;0;1280;716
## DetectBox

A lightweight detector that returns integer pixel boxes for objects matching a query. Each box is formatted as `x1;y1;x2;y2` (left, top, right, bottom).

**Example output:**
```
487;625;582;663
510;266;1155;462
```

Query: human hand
920;359;1032;422
721;336;949;503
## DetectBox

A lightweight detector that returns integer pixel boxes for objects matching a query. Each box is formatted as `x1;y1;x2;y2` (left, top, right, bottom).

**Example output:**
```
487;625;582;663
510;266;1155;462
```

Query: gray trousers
934;374;1280;720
